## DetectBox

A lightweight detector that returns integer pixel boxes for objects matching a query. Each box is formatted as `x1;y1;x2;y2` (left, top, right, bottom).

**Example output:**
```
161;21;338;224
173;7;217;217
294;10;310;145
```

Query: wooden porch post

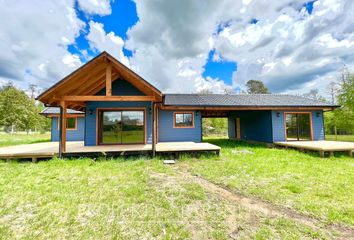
60;100;67;154
152;102;156;157
106;63;112;96
59;105;63;158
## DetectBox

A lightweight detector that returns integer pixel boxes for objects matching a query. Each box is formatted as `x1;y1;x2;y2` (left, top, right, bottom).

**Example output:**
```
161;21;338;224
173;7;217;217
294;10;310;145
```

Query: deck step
163;160;176;164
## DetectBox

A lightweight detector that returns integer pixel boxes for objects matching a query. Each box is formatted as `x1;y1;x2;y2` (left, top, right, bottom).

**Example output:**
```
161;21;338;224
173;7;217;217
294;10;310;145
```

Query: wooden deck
0;141;221;161
275;141;354;157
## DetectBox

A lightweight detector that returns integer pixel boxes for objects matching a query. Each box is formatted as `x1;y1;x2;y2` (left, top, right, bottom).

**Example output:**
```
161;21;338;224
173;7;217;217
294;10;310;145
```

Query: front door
285;113;312;141
99;110;145;144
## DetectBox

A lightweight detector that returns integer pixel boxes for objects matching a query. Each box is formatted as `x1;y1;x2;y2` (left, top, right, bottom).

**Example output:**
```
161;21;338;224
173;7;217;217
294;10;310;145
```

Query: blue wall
85;101;153;146
271;110;324;142
228;110;273;143
158;110;202;142
51;117;85;141
96;79;145;96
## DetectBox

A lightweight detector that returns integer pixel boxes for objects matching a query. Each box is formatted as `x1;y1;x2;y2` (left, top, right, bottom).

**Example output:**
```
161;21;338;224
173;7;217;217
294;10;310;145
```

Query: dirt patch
173;167;354;239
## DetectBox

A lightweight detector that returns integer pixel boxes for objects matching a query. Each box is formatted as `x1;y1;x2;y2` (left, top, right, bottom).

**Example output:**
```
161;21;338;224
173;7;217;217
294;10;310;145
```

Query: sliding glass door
99;110;145;144
285;113;311;141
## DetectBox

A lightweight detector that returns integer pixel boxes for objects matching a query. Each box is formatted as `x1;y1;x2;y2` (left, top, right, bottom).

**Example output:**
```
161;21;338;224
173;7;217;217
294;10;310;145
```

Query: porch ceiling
201;110;229;118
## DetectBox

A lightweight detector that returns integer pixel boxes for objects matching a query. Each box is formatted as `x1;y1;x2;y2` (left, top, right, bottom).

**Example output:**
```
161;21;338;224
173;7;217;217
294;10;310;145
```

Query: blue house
37;52;336;156
40;107;85;142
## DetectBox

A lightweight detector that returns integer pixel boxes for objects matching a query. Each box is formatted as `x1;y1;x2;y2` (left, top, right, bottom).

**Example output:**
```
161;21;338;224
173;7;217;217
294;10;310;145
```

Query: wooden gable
37;51;162;110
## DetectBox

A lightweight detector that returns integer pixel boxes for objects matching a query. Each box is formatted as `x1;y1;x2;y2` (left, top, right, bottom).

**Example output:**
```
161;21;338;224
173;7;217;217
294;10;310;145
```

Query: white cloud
126;0;244;93
124;0;354;96
86;21;130;66
77;0;112;16
0;0;85;91
1;0;353;98
62;54;82;68
212;0;354;94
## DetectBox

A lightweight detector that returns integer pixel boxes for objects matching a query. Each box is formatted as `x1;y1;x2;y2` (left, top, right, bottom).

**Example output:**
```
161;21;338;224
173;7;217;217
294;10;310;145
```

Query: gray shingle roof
40;107;84;115
163;94;337;108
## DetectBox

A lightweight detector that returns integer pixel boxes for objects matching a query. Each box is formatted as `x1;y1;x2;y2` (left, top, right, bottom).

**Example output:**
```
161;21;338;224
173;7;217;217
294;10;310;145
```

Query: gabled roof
37;51;162;109
40;107;84;116
164;94;338;109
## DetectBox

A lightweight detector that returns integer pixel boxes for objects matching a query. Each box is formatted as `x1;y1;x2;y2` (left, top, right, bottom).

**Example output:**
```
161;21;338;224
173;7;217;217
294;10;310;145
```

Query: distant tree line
0;82;50;133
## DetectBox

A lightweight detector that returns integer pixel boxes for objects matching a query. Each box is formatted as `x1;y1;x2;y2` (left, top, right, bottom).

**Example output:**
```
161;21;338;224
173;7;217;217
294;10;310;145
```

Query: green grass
0;157;333;239
0;132;51;147
0;138;353;238
186;138;354;226
325;134;354;142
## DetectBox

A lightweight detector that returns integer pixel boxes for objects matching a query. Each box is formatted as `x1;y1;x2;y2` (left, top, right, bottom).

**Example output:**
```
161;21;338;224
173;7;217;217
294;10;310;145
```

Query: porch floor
0;141;221;160
274;140;354;157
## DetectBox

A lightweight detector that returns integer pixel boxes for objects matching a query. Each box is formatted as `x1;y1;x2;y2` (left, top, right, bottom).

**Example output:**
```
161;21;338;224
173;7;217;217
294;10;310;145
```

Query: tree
245;80;270;94
328;82;339;105
334;69;354;133
0;82;47;133
198;89;213;94
0;83;28;132
28;84;37;99
302;89;327;102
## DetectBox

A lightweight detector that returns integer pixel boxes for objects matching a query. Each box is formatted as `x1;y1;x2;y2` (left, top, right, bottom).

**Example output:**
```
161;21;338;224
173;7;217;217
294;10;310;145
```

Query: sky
0;0;353;97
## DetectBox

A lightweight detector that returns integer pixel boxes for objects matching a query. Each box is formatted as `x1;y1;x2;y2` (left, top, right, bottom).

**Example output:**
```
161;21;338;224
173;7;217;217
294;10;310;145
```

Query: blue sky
70;0;238;87
0;0;353;96
67;0;321;91
69;0;138;60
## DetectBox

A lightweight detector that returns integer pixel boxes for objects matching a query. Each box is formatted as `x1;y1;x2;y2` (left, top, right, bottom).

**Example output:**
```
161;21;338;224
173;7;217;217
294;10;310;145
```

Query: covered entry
201;111;229;139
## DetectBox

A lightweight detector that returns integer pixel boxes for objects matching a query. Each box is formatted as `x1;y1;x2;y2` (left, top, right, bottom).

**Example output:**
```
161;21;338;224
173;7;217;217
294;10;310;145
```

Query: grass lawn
325;134;354;142
0;132;51;147
186;138;354;226
0;138;353;239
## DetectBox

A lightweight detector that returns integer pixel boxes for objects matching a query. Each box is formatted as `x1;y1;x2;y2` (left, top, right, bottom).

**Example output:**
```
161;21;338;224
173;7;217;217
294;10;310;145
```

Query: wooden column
59;105;63;158
106;63;112;96
152;102;156;157
60;100;67;154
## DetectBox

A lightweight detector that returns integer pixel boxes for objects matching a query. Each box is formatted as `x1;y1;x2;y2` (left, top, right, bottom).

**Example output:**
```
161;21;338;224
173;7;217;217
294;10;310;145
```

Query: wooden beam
106;63;112;96
60;100;67;153
44;61;106;101
160;106;333;111
46;64;107;106
85;72;119;96
38;54;107;102
47;114;85;118
107;55;162;101
61;96;157;102
69;71;107;96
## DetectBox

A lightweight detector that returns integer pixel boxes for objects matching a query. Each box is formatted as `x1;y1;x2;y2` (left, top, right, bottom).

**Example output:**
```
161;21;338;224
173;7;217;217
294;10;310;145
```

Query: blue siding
158;110;202;142
51;117;85;141
85;101;152;146
271;110;325;142
96;79;145;96
228;111;273;143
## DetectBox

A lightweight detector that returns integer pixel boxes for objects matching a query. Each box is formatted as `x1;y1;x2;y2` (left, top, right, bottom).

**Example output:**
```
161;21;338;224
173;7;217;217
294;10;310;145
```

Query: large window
99;110;145;144
285;113;312;141
174;112;194;128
